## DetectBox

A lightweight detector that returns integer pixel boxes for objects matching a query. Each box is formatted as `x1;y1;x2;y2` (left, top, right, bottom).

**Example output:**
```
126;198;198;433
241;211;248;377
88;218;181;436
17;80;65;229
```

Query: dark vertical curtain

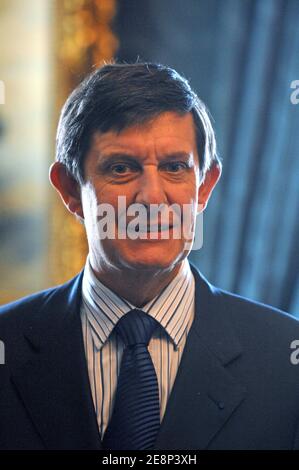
114;0;299;316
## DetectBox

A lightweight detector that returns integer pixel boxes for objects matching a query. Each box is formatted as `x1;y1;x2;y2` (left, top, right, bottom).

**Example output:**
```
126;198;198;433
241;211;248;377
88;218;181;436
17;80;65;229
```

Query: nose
134;166;168;207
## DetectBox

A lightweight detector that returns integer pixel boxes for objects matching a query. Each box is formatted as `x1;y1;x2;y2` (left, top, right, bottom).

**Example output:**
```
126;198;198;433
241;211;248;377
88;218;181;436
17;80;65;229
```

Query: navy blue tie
102;309;160;450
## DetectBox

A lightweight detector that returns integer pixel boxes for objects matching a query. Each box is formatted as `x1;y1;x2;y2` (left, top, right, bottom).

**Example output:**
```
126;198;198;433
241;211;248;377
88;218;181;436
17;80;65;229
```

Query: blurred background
0;0;299;316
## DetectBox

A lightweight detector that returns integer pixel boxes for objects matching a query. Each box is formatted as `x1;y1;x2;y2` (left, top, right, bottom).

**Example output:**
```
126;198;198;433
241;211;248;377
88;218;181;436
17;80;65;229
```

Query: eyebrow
97;151;193;165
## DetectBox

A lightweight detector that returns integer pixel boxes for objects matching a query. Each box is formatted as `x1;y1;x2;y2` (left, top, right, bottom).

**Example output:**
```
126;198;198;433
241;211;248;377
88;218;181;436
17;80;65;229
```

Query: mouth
134;224;174;233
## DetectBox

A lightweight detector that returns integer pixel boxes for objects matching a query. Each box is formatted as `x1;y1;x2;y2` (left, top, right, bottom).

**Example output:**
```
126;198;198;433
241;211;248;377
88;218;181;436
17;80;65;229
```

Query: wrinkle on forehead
86;112;198;167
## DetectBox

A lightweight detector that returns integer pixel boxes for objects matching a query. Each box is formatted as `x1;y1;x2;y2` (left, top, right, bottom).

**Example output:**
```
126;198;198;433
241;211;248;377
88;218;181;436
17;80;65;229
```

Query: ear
197;162;221;212
49;162;84;219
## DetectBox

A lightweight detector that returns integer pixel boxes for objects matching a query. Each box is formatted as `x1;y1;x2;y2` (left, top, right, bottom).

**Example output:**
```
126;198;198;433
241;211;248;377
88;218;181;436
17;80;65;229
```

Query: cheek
94;180;129;204
80;185;99;227
169;183;198;206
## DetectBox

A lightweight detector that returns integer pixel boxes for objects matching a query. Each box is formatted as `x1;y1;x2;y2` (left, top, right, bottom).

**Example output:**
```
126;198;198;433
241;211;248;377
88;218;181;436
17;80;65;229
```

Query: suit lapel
155;264;247;449
10;271;102;450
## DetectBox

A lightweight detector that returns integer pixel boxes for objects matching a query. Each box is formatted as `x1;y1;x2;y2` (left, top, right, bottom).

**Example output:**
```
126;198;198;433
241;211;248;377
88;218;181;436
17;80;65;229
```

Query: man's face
80;111;203;273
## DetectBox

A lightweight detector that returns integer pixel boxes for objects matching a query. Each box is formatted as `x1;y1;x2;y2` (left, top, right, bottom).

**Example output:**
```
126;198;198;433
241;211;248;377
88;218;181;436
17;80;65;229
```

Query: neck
90;261;183;307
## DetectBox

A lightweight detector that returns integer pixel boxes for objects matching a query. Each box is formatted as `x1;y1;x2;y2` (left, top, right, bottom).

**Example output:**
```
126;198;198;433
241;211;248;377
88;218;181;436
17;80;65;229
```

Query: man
1;62;299;450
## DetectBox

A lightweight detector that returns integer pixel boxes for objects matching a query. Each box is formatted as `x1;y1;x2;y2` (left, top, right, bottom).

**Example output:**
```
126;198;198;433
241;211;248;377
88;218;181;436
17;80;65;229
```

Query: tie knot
116;309;158;347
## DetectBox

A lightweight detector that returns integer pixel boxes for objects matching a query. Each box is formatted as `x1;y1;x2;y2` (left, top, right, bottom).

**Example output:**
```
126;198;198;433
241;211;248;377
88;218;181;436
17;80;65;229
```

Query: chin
117;242;186;271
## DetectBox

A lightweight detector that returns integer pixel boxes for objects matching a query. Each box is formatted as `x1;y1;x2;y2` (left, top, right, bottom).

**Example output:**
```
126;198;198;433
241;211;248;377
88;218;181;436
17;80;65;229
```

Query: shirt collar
81;255;195;351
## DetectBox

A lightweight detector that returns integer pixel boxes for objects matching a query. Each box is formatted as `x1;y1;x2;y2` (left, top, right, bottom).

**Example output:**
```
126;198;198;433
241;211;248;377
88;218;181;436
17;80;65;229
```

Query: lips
134;224;174;232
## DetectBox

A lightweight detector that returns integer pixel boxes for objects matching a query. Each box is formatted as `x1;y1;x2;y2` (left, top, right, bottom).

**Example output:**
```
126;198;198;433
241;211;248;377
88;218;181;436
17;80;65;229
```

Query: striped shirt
80;255;195;439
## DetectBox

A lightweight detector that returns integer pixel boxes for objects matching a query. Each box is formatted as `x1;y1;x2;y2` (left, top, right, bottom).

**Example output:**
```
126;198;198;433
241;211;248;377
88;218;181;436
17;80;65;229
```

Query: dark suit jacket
1;263;299;450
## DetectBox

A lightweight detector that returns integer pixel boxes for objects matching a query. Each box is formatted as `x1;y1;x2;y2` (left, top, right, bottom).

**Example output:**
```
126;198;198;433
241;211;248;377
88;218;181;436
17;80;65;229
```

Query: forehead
89;111;197;156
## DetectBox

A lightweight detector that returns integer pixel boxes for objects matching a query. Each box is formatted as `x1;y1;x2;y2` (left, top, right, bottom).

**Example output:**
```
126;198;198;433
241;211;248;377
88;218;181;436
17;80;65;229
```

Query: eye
110;163;135;175
163;162;188;172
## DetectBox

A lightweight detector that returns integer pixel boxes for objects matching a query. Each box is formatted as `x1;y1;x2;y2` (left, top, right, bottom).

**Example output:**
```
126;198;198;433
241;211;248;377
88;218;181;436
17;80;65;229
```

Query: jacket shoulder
217;287;299;328
190;262;299;340
0;286;60;325
208;283;299;351
0;272;83;328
